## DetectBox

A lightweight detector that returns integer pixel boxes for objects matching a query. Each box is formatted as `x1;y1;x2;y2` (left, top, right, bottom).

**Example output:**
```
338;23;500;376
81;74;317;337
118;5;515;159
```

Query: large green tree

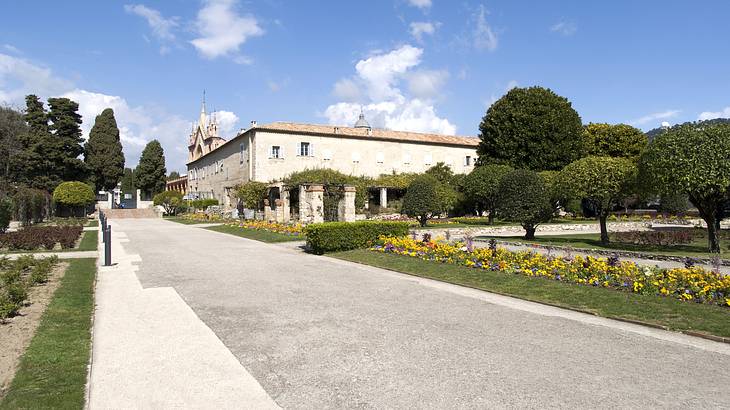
85;108;125;191
496;169;553;239
461;164;513;223
48;97;87;183
640;121;730;253
135;140;167;196
477;86;584;171
120;167;136;193
0;105;27;182
583;123;648;159
17;95;57;191
559;156;637;244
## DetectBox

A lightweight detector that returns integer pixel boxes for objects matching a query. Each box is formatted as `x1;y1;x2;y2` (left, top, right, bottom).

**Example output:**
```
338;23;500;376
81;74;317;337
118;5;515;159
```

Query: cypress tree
17;95;58;191
85;108;125;191
135;140;167;196
48;97;87;183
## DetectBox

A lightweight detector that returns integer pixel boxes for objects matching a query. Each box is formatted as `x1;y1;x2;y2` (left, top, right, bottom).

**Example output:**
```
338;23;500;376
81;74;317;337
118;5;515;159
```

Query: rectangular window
424;153;433;166
271;145;281;159
299;142;311;157
376;152;384;164
465;155;472;166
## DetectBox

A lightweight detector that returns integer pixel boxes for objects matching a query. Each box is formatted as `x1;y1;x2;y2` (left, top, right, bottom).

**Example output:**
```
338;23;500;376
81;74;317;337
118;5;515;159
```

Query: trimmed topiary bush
496;169;554;239
402;174;445;227
53;181;94;217
304;221;409;254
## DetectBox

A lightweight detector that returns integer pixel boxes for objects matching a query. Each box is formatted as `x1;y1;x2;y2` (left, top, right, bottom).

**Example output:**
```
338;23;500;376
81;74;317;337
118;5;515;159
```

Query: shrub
304;221;409;254
0;226;82;250
189;198;219;210
461;164;513;223
402;175;444;227
153;191;183;215
0;256;58;320
496;169;553;239
53;181;94;217
0;197;12;233
235;181;268;210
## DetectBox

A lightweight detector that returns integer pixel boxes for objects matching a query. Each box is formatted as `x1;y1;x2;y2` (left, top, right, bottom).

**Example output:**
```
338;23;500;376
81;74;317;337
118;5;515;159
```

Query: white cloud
0;52;239;173
323;45;456;135
550;21;577;36
332;78;361;102
2;44;20;54
407;0;432;10
190;0;264;60
629;109;681;126
0;53;72;103
211;110;239;134
698;107;730;121
472;5;498;51
407;69;449;99
124;4;178;41
409;21;439;42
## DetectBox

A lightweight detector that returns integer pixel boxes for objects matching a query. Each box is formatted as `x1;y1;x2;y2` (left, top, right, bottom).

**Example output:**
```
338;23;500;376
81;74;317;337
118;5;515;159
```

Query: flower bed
372;236;730;307
1;255;58;320
230;220;303;236
0;226;83;251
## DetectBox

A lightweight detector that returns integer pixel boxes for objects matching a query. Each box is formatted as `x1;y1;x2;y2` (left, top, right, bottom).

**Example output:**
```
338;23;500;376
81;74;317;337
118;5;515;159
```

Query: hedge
304;221;409;254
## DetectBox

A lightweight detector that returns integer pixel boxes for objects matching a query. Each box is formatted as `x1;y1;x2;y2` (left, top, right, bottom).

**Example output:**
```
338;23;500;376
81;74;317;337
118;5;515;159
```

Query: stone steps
103;208;159;219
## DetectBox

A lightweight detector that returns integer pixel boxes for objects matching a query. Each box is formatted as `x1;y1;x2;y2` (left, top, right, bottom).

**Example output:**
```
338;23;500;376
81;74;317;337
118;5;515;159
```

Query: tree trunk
691;194;721;253
488;210;494;225
419;215;428;227
599;214;609;244
524;225;536;240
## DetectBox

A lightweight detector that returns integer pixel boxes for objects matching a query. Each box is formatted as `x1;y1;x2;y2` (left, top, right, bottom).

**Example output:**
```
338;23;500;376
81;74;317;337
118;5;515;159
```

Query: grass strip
0;258;96;409
85;220;98;228
76;230;98;252
332;249;730;338
205;224;304;243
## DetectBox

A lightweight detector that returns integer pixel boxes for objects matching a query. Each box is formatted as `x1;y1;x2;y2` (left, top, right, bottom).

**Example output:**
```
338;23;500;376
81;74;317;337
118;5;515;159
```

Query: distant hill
646;118;730;141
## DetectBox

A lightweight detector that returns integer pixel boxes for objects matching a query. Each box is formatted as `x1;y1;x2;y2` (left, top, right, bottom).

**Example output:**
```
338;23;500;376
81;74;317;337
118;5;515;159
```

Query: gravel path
108;218;729;409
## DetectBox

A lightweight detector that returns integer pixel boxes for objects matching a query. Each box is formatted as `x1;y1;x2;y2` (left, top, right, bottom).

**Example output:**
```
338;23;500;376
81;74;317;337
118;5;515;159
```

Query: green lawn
479;231;726;259
164;216;219;225
76;230;98;252
86;220;99;228
333;249;730;338
205;224;304;243
0;258;96;409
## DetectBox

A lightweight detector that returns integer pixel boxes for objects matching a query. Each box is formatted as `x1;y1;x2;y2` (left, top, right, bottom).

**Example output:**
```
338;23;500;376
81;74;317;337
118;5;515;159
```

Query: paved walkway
90;218;730;408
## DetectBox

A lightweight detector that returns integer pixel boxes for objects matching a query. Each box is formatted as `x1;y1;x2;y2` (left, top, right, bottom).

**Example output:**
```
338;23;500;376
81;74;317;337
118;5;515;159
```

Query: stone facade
187;120;479;210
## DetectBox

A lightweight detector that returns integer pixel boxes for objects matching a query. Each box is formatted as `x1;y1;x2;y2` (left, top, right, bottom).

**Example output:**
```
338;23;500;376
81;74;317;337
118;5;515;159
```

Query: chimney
367;128;372;136
250;120;257;128
334;126;339;134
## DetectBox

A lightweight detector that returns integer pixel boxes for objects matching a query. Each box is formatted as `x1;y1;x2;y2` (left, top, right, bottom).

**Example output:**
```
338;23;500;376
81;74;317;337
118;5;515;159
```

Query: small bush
13;187;49;226
0;256;58;320
304;221;409;254
189;198;219;210
153;191;184;215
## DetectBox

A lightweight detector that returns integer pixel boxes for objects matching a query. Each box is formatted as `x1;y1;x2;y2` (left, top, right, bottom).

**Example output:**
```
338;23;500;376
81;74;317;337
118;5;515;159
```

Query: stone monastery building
186;101;479;209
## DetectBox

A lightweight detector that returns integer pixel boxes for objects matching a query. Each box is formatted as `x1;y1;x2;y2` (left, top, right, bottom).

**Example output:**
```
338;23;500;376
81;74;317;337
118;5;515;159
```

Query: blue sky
1;0;729;173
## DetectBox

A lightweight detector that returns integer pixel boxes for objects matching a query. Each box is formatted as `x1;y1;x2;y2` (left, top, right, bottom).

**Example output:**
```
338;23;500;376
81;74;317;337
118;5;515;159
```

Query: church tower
188;92;226;162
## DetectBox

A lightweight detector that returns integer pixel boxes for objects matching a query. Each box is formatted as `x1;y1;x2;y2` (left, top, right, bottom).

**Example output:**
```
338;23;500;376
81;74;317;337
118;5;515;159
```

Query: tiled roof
255;122;480;147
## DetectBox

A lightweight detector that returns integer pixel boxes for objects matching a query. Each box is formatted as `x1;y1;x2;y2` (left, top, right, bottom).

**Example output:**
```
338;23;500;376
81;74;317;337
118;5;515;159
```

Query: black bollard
104;225;112;266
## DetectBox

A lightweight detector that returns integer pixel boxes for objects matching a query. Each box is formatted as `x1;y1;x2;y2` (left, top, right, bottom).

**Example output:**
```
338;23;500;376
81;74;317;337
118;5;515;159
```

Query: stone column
263;199;273;221
280;188;290;223
339;185;356;222
136;189;142;204
308;184;324;224
379;187;388;210
298;184;309;223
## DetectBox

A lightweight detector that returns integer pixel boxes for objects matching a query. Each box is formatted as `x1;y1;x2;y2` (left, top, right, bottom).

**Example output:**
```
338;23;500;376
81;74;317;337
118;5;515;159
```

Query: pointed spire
199;90;207;130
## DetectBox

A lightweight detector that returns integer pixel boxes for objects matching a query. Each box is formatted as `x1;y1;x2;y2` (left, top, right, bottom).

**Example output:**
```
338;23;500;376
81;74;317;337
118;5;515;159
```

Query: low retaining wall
414;222;651;239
